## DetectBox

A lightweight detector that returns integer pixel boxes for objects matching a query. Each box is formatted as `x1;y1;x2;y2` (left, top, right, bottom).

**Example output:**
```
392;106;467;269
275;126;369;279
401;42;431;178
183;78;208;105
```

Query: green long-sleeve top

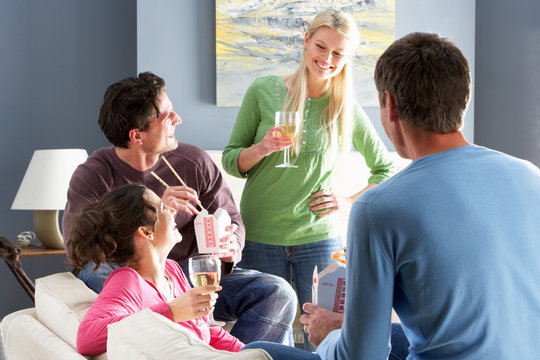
222;76;395;246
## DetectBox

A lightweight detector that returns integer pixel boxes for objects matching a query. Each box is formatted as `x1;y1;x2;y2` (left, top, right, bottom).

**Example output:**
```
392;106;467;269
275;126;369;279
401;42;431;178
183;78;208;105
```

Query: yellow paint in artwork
216;0;395;106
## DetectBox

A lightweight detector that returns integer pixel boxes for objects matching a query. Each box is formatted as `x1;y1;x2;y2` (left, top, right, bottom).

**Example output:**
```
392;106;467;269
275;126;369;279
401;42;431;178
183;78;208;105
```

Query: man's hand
300;302;344;347
217;223;238;263
162;185;201;216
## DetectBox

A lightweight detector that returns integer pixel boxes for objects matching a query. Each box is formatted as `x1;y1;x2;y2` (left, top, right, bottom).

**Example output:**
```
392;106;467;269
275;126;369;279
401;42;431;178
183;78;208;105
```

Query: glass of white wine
275;111;300;168
188;254;225;327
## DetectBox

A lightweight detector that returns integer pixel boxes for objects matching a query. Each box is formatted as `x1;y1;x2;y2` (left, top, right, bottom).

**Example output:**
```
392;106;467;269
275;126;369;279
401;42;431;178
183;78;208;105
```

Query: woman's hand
309;190;352;217
237;127;293;173
161;185;201;216
260;126;294;155
167;285;220;322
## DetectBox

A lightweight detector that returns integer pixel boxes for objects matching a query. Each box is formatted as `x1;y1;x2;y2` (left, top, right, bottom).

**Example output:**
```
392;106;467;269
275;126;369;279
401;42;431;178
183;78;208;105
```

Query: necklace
162;273;174;301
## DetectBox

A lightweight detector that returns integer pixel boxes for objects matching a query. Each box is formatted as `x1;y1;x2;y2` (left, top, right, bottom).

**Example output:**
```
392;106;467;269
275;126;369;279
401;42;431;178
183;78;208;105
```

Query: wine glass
188;254;225;327
275;111;300;168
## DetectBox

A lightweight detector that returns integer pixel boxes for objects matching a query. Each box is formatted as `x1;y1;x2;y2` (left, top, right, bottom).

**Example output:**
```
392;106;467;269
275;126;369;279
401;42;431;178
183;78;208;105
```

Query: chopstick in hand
160;156;205;211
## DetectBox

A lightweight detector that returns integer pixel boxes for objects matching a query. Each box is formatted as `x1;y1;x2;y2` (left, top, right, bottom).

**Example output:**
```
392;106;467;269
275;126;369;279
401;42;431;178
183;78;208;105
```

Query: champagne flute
275;111;300;168
188;254;225;327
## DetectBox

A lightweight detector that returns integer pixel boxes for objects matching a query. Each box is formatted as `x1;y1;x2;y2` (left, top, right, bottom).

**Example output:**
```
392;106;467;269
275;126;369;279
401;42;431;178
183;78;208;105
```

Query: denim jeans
388;323;410;360
243;341;320;359
78;261;297;345
238;238;342;351
77;261;121;293
243;323;410;360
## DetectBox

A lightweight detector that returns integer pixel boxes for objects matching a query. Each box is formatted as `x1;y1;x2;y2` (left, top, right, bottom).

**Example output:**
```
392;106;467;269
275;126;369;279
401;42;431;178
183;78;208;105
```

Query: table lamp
11;149;88;249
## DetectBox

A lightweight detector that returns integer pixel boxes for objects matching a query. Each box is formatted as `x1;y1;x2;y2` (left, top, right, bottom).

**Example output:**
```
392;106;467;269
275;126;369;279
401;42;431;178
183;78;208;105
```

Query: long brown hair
68;184;158;273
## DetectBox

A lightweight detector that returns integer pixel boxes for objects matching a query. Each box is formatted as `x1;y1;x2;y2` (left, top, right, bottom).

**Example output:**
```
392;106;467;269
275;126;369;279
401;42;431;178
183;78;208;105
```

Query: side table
0;236;65;302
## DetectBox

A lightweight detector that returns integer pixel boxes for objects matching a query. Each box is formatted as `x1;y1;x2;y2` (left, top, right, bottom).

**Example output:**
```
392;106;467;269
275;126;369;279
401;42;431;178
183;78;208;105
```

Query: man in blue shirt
244;32;540;359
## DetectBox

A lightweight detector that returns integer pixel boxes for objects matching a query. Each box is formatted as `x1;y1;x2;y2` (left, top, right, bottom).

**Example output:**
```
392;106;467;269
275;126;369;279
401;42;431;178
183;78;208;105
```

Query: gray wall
0;0;136;317
1;0;538;318
137;0;240;150
137;0;475;150
475;0;540;167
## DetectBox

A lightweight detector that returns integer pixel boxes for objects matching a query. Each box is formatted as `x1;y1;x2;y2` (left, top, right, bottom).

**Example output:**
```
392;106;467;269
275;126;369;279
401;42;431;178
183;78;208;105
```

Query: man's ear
385;90;398;123
128;128;143;145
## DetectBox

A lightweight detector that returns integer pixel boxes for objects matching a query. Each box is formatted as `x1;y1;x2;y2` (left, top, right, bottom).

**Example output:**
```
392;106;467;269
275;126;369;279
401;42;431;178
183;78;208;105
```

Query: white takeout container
194;208;231;254
312;262;347;313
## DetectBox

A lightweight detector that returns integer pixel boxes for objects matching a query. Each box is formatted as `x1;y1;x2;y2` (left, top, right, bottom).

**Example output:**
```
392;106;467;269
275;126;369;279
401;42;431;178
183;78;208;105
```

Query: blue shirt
318;145;540;359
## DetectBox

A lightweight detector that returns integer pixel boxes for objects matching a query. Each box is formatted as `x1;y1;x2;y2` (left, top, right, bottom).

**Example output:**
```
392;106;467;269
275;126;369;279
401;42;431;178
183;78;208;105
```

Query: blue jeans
77;262;121;293
243;341;320;359
78;261;297;345
243;323;410;360
388;323;410;360
238;238;342;351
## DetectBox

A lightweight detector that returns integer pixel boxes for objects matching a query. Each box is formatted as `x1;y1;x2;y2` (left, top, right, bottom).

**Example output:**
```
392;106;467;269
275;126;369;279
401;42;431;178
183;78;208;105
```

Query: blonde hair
285;9;359;153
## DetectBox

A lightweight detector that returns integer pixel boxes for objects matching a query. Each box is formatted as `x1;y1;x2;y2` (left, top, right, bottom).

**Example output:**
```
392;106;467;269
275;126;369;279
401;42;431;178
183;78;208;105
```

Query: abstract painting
216;0;395;107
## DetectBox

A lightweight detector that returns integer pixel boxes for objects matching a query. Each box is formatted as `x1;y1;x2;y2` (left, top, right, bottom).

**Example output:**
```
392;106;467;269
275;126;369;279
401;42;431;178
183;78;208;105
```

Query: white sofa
0;272;270;360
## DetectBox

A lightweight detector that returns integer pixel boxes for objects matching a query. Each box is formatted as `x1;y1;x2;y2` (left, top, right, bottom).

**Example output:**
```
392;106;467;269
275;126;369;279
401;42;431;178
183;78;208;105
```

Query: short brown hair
98;72;165;148
374;32;470;133
68;184;157;272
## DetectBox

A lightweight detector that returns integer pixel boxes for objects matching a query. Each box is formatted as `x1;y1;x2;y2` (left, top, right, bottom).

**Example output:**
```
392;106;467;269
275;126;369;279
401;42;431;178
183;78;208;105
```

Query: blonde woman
222;9;394;350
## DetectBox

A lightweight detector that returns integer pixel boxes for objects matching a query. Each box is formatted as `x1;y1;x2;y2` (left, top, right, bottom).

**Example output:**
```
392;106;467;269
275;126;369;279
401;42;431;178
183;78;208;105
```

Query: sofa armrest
107;308;271;360
2;312;87;360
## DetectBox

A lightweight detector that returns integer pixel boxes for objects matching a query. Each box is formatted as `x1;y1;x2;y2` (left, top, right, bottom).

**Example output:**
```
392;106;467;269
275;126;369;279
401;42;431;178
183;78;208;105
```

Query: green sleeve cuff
222;147;248;179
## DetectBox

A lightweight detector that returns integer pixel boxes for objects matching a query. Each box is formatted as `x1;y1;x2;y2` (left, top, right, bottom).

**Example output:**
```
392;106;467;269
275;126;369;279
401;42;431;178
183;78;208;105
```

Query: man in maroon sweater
62;72;296;345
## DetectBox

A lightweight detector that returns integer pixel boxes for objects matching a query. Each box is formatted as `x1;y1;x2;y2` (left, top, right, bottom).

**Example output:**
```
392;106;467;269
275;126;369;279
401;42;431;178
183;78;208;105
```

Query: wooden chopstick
160;156;205;211
161;156;187;187
150;171;169;188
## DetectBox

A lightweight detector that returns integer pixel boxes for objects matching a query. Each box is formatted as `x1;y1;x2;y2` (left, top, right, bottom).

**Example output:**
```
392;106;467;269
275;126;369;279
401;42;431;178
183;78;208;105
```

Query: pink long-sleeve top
76;259;244;356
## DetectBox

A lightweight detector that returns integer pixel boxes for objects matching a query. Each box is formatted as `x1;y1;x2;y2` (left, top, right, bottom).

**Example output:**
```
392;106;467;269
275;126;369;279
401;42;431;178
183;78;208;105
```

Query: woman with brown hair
69;184;243;356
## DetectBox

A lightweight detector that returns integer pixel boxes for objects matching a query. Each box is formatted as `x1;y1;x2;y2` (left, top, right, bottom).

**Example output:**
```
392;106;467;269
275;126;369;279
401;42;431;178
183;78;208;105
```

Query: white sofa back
108;309;271;359
35;272;98;352
207;150;410;242
206;150;410;208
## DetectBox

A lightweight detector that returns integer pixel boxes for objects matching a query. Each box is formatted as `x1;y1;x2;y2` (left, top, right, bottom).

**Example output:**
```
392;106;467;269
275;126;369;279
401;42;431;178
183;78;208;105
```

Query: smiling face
144;189;182;251
304;26;353;82
140;91;182;155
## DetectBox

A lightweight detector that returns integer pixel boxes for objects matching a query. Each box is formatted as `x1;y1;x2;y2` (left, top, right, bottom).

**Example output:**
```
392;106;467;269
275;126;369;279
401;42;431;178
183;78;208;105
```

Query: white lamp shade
11;149;88;210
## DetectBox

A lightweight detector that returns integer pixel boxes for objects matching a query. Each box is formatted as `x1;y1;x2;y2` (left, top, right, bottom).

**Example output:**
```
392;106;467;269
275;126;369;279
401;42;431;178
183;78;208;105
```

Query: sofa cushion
35;272;98;351
107;308;272;360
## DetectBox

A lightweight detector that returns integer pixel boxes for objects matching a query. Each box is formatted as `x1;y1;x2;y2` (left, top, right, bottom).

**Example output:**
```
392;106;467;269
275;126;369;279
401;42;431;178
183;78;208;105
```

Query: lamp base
33;210;65;249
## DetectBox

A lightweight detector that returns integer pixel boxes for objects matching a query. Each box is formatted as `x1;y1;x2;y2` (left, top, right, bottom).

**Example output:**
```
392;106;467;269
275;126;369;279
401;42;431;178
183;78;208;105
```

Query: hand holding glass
188;255;225;327
275;111;300;168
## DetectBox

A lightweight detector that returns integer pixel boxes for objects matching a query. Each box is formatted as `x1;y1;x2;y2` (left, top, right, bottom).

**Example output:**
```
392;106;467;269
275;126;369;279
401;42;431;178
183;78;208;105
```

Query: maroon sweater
62;144;244;270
